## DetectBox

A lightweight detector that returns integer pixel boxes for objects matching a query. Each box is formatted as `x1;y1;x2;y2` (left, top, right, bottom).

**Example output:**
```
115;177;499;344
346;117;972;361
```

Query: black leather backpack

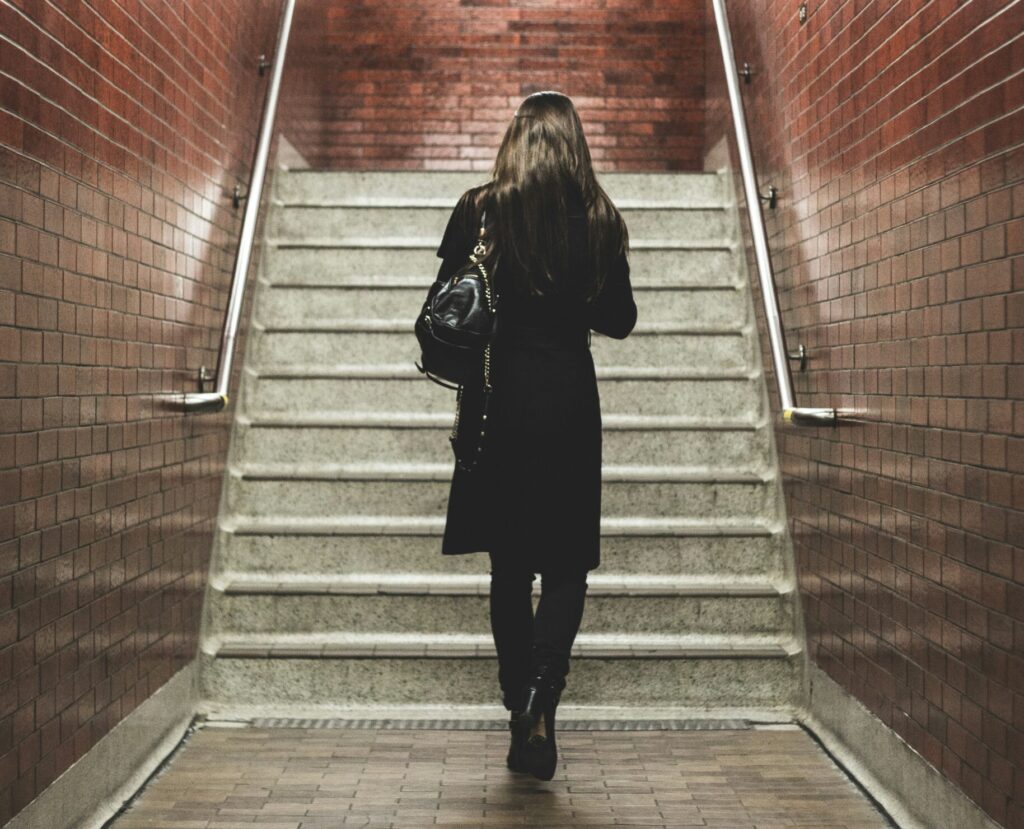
415;209;499;471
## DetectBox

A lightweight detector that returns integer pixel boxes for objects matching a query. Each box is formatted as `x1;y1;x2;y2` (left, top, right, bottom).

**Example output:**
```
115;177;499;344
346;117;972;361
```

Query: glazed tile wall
0;0;282;821
275;0;706;170
704;1;1023;825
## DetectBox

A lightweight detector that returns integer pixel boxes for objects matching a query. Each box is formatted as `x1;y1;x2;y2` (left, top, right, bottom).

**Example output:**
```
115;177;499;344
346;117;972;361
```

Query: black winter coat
432;184;637;573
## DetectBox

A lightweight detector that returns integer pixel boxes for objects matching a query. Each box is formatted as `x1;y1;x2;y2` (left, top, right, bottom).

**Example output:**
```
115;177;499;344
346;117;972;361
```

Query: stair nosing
230;462;774;483
278;169;723;179
252;320;750;336
272;199;731;211
214;573;791;598
267;238;736;251
247;364;759;381
259;278;744;293
206;632;802;660
237;412;763;431
220;515;781;537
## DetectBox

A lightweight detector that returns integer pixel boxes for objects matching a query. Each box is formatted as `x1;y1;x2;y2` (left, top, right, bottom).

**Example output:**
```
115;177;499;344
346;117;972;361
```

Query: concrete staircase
198;170;806;717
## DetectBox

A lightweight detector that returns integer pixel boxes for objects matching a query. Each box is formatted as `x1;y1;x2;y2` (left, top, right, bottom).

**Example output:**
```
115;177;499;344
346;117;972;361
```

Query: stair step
274;170;726;205
202;643;802;706
257;319;746;335
269;236;735;250
270;205;731;244
233;413;769;468
208;574;795;636
226;462;776;521
239;411;759;429
206;631;801;659
259;274;742;289
256;282;747;328
221;514;780;536
232;462;772;482
249;363;758;380
215;526;787;579
252;323;753;371
201;643;802;707
245;374;765;421
228;474;775;519
274;196;729;210
215;573;788;596
265;246;741;288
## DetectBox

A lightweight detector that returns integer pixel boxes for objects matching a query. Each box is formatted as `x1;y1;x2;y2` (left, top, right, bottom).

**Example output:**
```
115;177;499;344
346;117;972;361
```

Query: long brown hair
473;91;628;301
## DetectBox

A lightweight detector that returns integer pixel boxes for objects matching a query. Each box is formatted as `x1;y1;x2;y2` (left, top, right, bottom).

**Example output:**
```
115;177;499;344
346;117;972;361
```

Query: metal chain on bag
449;216;497;472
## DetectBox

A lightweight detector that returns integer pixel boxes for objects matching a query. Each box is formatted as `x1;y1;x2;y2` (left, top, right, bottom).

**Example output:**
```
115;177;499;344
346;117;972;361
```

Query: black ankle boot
506;709;527;772
515;664;565;781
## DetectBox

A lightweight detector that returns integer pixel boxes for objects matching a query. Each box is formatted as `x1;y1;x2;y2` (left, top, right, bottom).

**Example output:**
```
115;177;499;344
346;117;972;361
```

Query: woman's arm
586;249;637;339
434;189;479;281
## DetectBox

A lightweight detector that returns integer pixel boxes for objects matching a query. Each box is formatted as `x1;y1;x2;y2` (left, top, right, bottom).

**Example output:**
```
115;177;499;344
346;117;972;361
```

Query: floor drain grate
248;717;752;731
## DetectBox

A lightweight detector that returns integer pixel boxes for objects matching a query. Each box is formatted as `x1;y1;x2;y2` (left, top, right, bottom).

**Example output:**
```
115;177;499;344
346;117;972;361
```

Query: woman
432;91;637;781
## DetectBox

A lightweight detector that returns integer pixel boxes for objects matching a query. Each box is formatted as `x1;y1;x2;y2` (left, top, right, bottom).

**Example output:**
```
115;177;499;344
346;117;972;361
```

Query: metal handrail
184;0;296;413
710;0;841;426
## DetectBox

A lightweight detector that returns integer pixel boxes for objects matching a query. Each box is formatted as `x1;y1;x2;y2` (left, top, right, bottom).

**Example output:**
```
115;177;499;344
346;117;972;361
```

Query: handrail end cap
783;406;840;426
183;392;230;414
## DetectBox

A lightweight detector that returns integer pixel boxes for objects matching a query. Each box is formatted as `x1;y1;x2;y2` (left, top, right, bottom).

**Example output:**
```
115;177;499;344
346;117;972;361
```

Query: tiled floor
110;721;893;828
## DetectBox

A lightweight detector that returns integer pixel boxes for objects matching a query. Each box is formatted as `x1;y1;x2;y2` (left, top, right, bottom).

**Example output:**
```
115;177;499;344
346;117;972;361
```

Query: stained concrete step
264;245;740;288
251;322;753;371
243;365;765;419
256;282;748;328
209;574;794;636
233;413;769;468
226;463;777;520
200;631;802;707
215;518;786;579
270;205;730;244
274;170;726;206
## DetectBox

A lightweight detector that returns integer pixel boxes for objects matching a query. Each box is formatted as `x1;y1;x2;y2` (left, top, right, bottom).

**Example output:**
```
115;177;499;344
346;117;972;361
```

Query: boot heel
517;672;560;781
515;706;537;745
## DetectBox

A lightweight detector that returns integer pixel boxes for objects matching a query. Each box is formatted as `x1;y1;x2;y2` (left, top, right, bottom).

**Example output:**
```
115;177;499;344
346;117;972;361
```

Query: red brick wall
704;1;1023;825
0;0;281;821
276;0;706;171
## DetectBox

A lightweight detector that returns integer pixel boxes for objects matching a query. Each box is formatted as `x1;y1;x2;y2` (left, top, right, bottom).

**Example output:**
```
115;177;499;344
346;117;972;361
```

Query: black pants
488;551;590;711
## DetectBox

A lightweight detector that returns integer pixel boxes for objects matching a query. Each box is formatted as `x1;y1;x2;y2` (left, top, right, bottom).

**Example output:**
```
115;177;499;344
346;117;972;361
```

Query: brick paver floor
110;721;893;828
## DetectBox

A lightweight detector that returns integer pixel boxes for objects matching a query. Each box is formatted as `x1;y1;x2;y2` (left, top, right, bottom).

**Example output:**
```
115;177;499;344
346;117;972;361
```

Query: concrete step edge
236;412;763;431
204;632;803;659
247;364;759;381
272;198;730;210
219;515;782;537
229;462;775;483
267;238;736;251
200;702;799;722
211;572;793;597
252;319;750;336
258;277;744;292
277;170;723;180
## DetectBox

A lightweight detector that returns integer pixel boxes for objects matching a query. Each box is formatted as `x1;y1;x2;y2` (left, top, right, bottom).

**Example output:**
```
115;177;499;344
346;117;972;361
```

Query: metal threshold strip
247;717;753;731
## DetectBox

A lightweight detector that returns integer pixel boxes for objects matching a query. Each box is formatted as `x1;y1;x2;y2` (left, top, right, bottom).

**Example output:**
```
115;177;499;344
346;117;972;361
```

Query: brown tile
109;725;890;829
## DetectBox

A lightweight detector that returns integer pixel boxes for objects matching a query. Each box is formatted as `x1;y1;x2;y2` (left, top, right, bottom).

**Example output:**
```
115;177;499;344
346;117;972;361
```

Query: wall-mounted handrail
710;0;840;426
184;0;296;414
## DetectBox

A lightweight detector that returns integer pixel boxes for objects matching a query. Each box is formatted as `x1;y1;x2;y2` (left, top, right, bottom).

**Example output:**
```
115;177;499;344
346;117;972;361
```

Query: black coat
431;185;637;573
